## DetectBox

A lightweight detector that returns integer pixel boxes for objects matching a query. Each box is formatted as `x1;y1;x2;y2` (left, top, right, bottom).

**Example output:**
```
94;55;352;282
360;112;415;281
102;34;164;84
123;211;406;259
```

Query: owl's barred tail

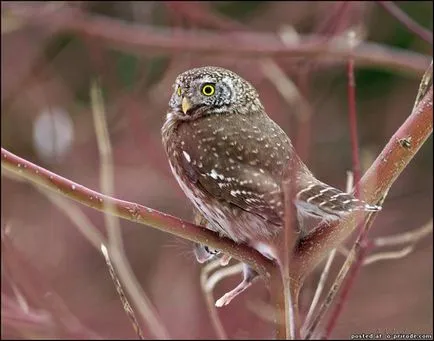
295;180;381;218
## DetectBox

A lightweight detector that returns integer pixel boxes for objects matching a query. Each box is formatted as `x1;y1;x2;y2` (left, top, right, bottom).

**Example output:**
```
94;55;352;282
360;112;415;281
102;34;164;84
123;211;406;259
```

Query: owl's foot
219;254;231;266
194;243;220;263
215;264;258;307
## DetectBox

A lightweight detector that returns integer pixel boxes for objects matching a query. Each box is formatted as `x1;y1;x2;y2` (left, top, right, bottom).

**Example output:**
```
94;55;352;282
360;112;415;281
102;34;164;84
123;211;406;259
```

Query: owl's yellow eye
177;87;182;96
201;84;215;96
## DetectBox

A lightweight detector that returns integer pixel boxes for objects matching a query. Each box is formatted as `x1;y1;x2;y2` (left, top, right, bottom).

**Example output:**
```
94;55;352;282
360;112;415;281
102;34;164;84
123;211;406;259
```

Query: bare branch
303;204;382;339
373;219;433;247
301;171;354;336
363;245;414;265
90;80;123;252
260;58;311;122
0;147;276;282
100;245;145;340
377;1;433;45
90;81;155;339
292;66;433;282
4;4;430;77
302;249;337;337
301;62;433;338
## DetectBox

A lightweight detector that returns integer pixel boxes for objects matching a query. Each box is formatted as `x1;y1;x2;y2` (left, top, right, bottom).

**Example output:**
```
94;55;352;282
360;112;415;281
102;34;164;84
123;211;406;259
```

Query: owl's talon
215;281;252;307
215;264;258;307
219;254;231;266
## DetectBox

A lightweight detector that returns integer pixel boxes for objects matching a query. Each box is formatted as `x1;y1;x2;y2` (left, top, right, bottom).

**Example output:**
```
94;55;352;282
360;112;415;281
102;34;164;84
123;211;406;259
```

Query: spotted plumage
161;66;381;306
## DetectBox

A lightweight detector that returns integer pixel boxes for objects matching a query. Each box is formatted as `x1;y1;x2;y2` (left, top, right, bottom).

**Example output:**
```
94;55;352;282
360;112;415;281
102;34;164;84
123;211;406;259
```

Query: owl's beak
181;97;192;115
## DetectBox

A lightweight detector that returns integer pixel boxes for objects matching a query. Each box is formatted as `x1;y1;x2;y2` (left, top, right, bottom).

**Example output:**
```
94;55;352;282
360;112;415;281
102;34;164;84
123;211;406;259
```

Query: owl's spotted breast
163;109;298;243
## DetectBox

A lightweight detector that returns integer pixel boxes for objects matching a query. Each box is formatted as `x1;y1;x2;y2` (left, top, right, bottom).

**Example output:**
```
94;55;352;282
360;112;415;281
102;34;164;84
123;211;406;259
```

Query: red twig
322;241;371;339
377;1;433;45
317;2;351;38
320;48;364;339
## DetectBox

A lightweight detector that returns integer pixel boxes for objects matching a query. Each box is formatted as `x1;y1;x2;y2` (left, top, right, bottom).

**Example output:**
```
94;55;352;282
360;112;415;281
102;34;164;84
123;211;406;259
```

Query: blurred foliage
213;1;265;20
114;51;140;91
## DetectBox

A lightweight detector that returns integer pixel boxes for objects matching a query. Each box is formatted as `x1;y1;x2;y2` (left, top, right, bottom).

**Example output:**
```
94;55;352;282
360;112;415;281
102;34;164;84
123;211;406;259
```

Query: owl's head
168;66;263;120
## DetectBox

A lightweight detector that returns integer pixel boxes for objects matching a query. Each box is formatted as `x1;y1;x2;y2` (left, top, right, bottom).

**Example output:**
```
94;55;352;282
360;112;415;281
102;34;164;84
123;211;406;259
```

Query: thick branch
4;4;430;77
292;85;433;281
1;148;275;280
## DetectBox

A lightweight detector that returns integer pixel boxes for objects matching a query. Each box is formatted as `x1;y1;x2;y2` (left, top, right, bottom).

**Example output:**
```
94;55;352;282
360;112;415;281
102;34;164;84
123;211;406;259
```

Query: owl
161;66;380;307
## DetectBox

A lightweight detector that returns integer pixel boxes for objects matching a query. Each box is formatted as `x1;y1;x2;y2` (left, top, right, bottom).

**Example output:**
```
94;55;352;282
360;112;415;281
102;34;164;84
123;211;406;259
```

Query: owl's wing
177;112;292;226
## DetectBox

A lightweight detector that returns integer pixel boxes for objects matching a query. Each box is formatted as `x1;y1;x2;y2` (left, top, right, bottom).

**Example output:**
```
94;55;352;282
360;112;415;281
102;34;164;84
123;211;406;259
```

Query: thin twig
302;171;354;336
325;218;432;266
100;245;145;340
91;79;123;252
205;264;245;293
301;249;337;337
303;198;384;339
260;58;311;122
363;245;414;265
200;260;231;340
377;1;433;45
90;81;168;339
373;219;433;247
35;187;107;250
364;219;433;265
321;204;385;339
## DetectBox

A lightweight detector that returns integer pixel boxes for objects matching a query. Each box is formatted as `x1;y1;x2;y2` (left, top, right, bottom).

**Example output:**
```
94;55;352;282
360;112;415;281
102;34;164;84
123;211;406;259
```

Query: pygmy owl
161;66;380;307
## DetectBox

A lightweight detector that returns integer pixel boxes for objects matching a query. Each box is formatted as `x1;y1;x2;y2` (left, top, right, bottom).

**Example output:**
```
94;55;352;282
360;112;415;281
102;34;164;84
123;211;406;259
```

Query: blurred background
1;1;432;339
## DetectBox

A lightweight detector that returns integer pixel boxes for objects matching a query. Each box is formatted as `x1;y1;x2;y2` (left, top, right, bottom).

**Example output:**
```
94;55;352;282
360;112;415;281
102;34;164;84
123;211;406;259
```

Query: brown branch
0;148;276;282
4;4;430;77
100;245;145;340
291;65;433;283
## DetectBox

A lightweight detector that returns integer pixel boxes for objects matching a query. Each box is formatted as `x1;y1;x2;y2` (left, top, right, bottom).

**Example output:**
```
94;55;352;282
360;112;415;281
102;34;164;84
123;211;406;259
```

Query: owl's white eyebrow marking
182;151;191;163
